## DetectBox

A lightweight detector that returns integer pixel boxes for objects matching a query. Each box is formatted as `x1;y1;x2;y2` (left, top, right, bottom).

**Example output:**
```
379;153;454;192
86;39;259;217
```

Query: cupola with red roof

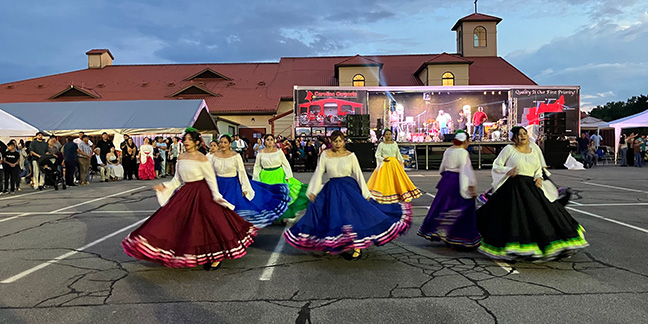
334;55;383;87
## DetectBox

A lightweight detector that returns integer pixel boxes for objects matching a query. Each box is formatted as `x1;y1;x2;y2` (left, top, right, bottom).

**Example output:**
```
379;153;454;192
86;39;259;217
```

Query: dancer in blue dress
418;130;480;249
209;135;291;228
284;131;411;259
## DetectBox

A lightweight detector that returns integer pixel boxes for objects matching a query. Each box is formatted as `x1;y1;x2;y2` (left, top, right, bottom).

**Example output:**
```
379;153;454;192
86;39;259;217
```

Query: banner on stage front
399;145;417;170
294;89;367;130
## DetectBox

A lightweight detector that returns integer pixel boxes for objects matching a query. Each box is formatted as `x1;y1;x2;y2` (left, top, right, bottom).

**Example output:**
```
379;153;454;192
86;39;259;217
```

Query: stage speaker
541;138;570;169
347;114;370;138
346;142;376;170
540;112;566;136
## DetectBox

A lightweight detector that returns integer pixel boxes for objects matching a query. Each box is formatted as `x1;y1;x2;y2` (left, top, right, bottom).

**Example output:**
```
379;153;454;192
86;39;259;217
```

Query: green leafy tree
589;95;648;122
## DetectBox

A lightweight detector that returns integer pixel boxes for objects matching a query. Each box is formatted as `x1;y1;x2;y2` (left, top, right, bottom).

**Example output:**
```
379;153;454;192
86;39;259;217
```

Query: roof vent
257;81;266;86
227;81;236;87
167;82;176;87
6;84;15;89
97;83;105;88
141;82;149;87
37;84;45;89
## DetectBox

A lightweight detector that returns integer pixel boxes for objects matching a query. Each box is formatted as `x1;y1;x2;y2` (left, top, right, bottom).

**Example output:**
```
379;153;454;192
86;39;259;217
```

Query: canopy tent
580;116;613;131
0;108;39;137
0;99;218;137
597;109;648;161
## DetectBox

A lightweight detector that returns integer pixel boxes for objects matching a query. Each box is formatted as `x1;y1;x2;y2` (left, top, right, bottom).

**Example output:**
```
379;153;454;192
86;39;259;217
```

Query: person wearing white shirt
121;129;257;271
418;131;480;249
366;129;422;203
210;135;291;228
283;131;412;260
253;134;309;222
476;126;588;262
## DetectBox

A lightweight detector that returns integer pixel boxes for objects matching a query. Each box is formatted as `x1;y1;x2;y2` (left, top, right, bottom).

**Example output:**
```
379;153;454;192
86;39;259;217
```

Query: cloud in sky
0;0;646;109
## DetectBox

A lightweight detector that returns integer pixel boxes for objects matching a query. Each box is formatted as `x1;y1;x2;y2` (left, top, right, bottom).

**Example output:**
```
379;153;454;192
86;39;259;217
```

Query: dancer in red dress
122;129;257;270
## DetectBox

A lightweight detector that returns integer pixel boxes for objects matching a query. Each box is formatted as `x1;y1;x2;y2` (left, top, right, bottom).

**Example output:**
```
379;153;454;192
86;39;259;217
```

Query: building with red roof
0;12;535;138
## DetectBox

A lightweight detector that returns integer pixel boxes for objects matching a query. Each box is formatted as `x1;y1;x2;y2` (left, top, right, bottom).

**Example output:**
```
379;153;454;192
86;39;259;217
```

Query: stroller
37;154;66;190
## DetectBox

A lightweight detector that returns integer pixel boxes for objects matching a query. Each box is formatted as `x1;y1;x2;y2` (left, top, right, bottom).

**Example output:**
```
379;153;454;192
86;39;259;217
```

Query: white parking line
567;207;648;234
0;190;47;201
494;260;519;274
0;187;147;223
426;193;436;198
259;219;296;281
0;217;147;284
583;182;648;194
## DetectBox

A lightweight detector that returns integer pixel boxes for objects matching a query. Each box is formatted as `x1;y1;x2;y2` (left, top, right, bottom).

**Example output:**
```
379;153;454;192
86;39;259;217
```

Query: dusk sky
0;0;646;111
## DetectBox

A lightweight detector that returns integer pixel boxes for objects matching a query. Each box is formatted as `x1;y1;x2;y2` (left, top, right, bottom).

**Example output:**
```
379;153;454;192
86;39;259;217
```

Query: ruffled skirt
259;167;309;220
138;159;156;180
217;176;291;228
284;176;411;254
418;171;480;248
476;176;588;261
121;180;257;268
367;159;422;203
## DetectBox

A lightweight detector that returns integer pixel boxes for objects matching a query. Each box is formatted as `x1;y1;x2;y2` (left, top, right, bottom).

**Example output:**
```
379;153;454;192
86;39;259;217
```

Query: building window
352;74;365;87
473;26;486;47
442;72;454;86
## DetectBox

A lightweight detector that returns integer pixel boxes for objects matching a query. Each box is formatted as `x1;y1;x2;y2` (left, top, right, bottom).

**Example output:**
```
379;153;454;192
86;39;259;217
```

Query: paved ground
0;165;647;324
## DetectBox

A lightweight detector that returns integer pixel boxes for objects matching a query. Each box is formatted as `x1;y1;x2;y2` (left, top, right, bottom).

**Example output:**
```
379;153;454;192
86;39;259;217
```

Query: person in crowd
281;139;294;168
317;137;326;156
304;140;317;172
576;133;592;168
634;138;643;167
0;148;3;194
73;131;93;146
626;133;637;167
121;137;138;180
240;134;250;162
153;139;162;178
138;138;156;180
106;147;124;180
121;128;257;270
471;106;488;141
590;132;602;149
210;134;291;228
418;131;479;249
367;129;422;203
169;137;182;176
619;134;628;166
457;111;467;132
96;132;115;164
476;126;588;261
29;132;49;190
2;141;20;193
62;136;78;187
155;136;168;178
77;135;93;185
641;135;647;166
253;138;264;158
207;140;219;157
253;134;309;223
232;134;248;162
19;140;28;181
284;131;412;260
91;148;110;182
587;140;598;167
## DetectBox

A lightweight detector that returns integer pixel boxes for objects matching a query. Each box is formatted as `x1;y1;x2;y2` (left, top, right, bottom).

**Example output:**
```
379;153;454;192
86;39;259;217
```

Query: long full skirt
121;180;257;268
107;164;124;179
259;167;309;220
284;176;411;254
418;171;480;248
138;159;156;180
367;159;422;203
217;175;291;228
476;175;588;261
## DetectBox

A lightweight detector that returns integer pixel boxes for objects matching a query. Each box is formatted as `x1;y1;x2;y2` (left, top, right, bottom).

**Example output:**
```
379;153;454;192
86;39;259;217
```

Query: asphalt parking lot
0;165;647;324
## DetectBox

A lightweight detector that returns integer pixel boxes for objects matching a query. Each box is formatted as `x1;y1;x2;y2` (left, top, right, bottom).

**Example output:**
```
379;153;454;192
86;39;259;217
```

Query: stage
397;141;512;170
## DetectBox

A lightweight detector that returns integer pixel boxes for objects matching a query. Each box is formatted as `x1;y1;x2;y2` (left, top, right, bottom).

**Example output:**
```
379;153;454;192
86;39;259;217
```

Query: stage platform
398;141;513;170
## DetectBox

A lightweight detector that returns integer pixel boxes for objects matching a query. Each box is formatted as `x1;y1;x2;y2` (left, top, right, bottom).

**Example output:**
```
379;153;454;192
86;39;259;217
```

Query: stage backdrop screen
512;87;580;136
294;90;367;135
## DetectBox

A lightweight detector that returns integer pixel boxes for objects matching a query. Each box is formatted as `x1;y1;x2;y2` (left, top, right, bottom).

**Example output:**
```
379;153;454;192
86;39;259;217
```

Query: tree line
589;94;648;122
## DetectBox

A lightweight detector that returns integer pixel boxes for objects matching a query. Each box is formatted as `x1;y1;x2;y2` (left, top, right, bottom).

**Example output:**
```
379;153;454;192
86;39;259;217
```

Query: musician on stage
457;111;467;131
437;110;452;135
472;106;488;141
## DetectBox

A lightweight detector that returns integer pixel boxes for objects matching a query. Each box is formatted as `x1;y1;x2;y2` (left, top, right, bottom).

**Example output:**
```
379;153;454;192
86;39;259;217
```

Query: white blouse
491;143;558;202
209;154;255;200
307;150;371;199
139;144;154;164
375;142;404;168
439;147;477;199
156;159;234;210
252;150;293;181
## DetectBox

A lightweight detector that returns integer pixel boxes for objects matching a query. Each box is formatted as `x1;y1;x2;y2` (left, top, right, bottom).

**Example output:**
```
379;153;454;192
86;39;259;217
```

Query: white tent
601;109;648;162
0;108;39;138
580;116;613;132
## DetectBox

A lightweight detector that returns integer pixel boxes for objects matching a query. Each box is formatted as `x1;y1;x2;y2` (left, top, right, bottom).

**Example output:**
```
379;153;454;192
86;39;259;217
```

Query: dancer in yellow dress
367;129;422;203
